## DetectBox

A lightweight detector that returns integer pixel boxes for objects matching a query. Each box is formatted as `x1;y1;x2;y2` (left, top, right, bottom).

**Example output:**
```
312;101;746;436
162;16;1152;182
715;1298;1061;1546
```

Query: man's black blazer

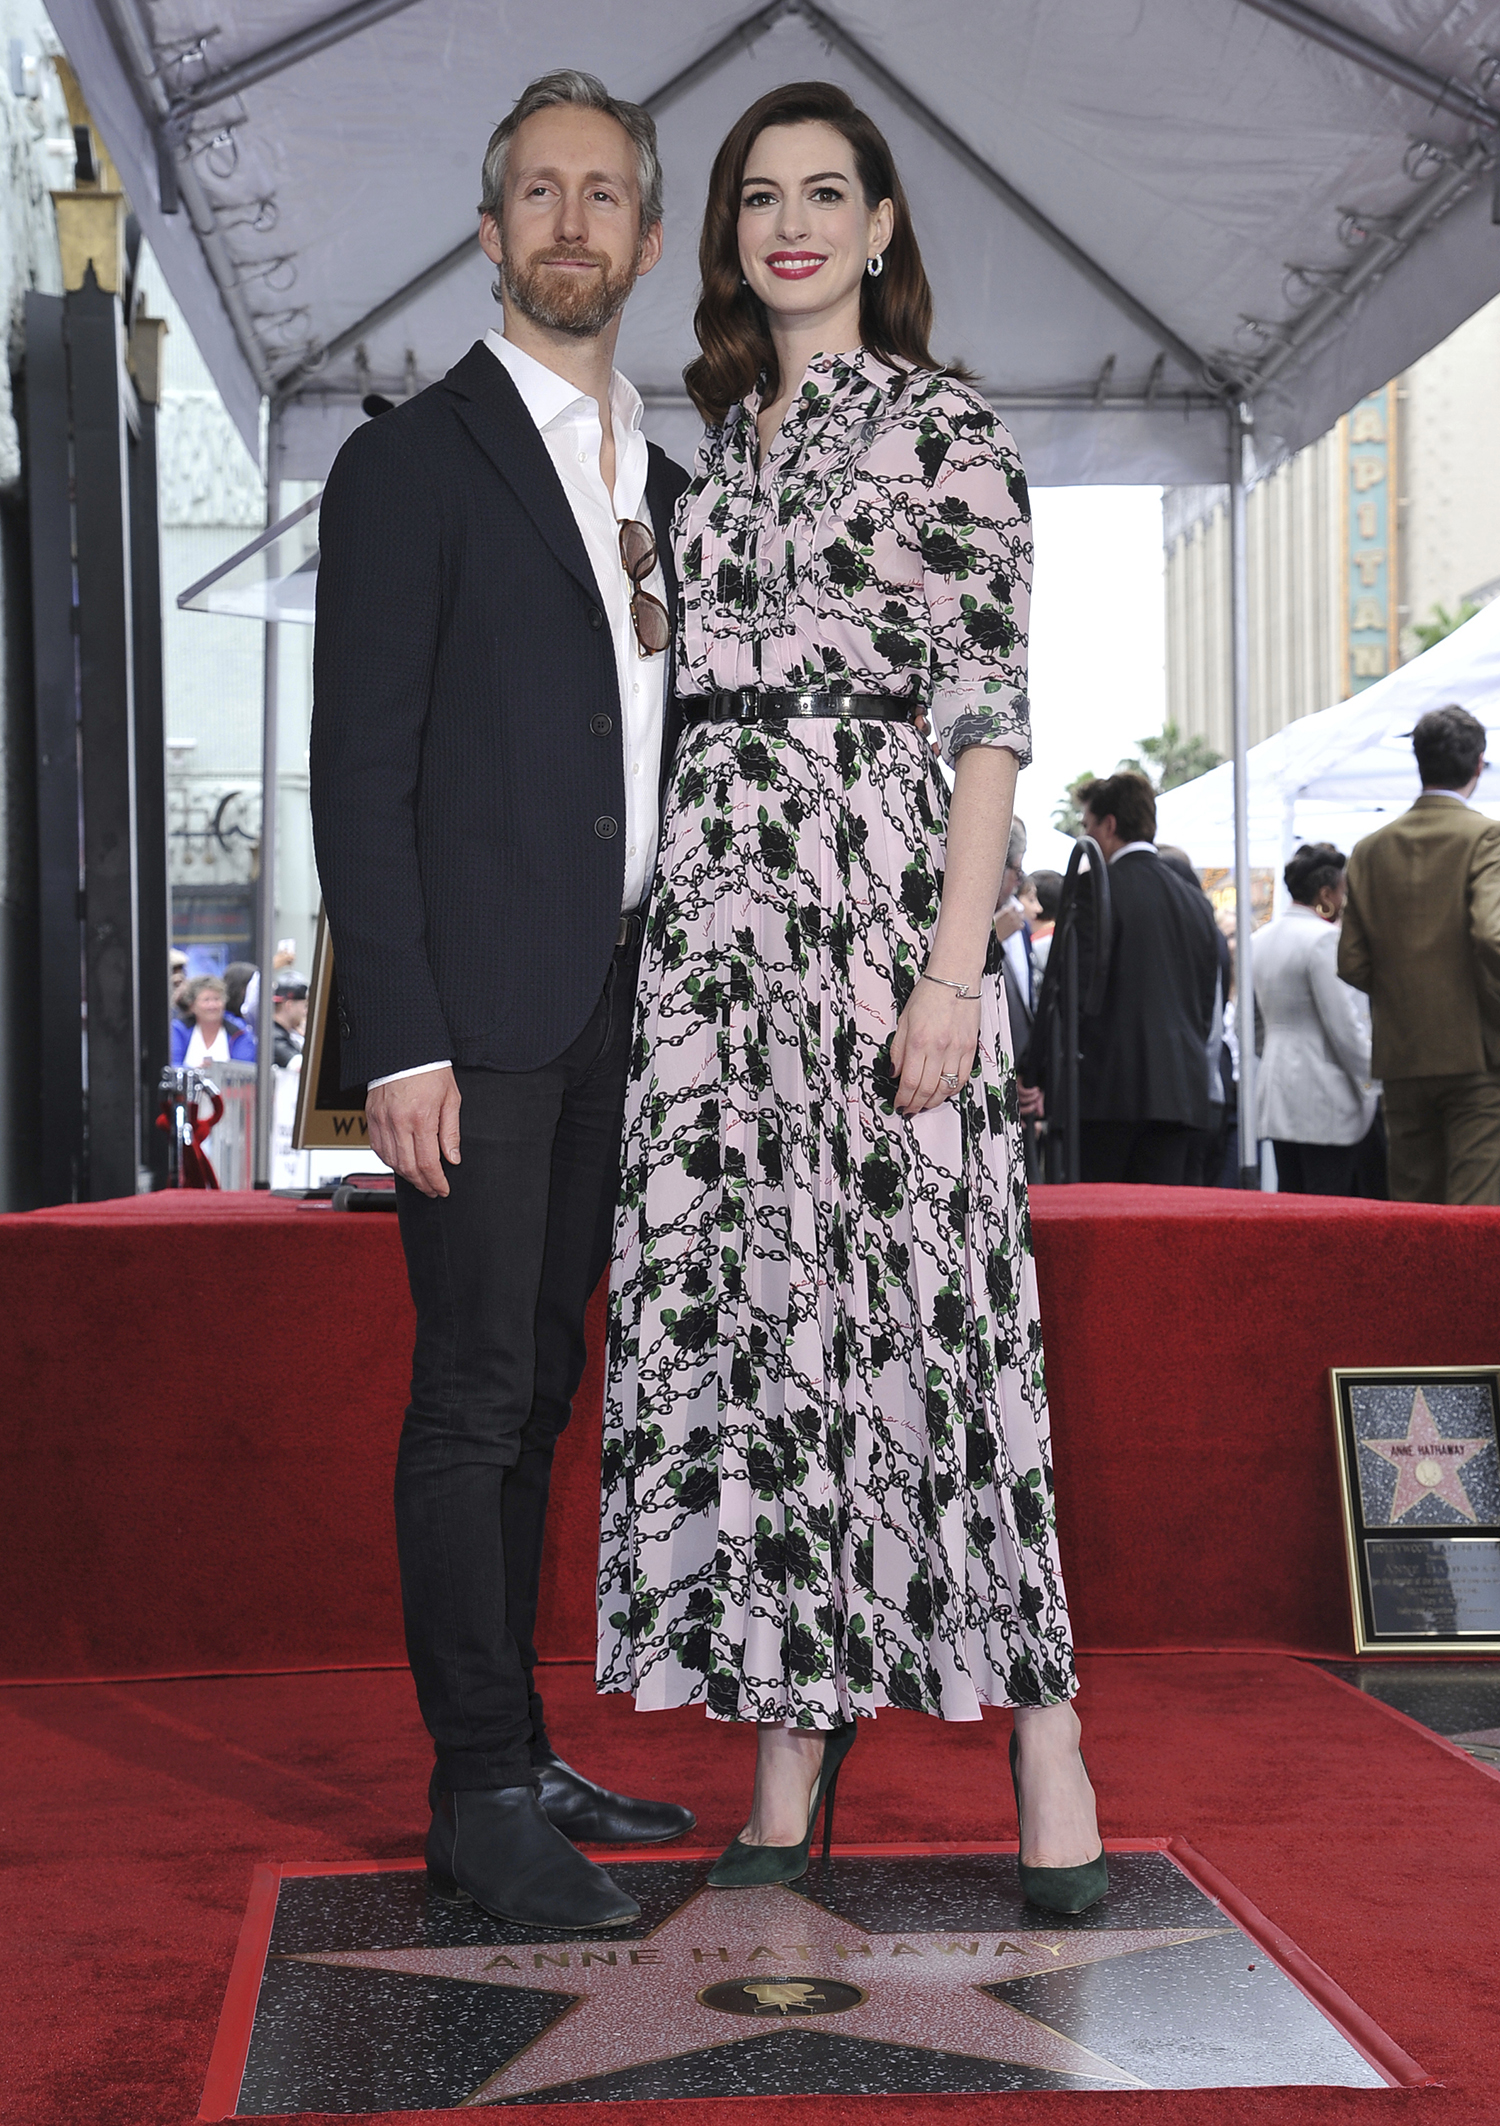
310;341;690;1088
1076;848;1219;1128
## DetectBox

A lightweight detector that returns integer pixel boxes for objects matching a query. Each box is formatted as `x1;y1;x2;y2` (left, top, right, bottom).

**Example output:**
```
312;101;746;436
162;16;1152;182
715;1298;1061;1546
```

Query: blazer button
590;713;613;735
595;815;618;839
588;607;604;629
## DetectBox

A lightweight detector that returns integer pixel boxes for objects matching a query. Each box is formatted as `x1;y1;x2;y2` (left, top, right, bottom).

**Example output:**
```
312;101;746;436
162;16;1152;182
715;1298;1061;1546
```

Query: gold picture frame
291;903;374;1154
1330;1365;1500;1654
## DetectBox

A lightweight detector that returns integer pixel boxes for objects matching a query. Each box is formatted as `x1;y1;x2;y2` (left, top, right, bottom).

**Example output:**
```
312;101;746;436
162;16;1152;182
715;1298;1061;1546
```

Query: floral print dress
597;349;1077;1727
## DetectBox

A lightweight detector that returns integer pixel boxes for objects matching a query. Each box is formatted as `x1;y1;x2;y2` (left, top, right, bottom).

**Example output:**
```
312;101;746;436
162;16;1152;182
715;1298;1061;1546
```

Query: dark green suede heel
707;1722;859;1888
1009;1728;1108;1914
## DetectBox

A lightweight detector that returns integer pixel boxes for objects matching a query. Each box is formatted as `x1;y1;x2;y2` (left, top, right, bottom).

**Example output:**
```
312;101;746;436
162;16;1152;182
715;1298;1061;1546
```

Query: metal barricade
209;1061;258;1190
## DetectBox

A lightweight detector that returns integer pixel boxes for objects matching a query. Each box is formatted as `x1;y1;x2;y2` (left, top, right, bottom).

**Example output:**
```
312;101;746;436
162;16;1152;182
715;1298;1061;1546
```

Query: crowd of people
1009;702;1500;1206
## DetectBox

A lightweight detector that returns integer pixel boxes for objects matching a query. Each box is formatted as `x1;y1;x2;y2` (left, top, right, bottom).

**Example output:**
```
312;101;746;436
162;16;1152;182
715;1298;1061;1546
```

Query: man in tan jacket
1338;704;1500;1203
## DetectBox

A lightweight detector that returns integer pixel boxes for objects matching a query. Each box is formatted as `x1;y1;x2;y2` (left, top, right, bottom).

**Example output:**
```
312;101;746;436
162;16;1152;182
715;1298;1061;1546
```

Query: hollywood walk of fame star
1358;1387;1492;1524
291;1881;1229;2103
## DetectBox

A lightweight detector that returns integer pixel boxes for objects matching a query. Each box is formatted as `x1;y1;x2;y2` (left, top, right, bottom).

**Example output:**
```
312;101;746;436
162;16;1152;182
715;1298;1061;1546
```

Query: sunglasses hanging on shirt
618;519;670;657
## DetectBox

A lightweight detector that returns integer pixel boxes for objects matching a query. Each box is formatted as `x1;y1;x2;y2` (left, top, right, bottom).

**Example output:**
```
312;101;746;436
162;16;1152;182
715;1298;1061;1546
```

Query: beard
501;243;640;337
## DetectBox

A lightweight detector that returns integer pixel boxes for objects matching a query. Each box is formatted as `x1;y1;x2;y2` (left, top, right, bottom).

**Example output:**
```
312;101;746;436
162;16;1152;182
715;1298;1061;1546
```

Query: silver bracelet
920;972;981;1000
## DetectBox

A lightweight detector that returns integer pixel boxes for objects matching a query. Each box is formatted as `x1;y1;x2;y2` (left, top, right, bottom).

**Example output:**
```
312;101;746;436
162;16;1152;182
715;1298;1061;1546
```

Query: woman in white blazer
1255;843;1386;1196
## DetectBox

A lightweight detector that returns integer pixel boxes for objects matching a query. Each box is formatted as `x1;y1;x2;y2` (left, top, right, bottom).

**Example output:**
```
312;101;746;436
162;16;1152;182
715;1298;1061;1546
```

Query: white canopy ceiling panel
41;0;1500;486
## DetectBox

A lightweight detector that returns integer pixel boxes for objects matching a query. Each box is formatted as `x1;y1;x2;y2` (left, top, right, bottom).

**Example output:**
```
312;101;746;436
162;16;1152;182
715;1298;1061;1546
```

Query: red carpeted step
6;1189;1500;1682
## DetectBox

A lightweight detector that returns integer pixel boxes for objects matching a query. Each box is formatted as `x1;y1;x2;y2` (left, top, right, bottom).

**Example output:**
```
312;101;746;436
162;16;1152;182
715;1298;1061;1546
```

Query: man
993;817;1043;1176
1073;771;1220;1184
1338;703;1500;1203
1026;869;1062;975
271;971;308;1069
310;71;693;1935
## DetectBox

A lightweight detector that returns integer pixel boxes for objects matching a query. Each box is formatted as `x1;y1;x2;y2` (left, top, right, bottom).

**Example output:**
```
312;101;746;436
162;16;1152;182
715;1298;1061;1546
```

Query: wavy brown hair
684;81;961;425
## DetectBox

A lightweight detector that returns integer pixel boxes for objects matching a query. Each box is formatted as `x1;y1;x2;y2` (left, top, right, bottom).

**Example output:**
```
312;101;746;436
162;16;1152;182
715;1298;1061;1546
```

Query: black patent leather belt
684;688;919;726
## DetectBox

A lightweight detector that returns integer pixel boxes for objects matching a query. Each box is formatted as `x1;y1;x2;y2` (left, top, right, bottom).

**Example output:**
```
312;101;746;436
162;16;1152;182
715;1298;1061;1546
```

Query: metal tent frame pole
253;406;283;1186
1228;402;1260;1190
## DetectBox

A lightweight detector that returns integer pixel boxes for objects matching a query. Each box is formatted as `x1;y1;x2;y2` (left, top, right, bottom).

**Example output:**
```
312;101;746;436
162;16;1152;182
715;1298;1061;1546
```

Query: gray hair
480;70;663;231
1006;817;1028;870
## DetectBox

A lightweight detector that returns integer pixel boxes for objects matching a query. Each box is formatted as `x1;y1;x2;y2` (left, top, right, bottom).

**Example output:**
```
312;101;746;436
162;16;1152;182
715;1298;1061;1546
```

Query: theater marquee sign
1341;385;1400;696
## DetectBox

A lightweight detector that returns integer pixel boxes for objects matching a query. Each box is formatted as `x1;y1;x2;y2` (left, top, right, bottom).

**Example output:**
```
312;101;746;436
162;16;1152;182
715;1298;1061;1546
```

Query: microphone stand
1030;835;1112;1184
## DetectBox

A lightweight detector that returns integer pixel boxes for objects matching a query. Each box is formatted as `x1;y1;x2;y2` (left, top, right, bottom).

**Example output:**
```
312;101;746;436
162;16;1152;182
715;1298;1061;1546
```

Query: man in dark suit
1074;771;1220;1184
310;72;693;1934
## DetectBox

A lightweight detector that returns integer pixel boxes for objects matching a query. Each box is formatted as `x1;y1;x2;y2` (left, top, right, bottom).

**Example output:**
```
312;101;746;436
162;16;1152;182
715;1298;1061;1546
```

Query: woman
1254;842;1384;1195
170;975;257;1066
598;82;1103;1912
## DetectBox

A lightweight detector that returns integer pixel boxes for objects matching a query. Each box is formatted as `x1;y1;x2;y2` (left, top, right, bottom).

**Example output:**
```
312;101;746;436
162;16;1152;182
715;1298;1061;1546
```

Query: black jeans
1079;1118;1193;1185
393;935;639;1793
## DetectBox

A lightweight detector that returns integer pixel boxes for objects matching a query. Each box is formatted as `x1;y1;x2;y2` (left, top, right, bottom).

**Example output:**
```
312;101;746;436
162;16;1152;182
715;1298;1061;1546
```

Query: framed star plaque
1330;1366;1500;1654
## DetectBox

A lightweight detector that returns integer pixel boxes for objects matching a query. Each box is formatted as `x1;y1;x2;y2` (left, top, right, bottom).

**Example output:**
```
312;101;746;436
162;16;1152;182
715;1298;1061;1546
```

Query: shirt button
633;762;640;774
633;682;640;694
595;816;618;840
590;713;612;735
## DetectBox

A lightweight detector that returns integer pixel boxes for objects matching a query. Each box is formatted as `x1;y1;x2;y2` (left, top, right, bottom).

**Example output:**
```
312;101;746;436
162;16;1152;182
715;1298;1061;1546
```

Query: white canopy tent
44;0;1500;1179
45;0;1500;484
1155;596;1500;874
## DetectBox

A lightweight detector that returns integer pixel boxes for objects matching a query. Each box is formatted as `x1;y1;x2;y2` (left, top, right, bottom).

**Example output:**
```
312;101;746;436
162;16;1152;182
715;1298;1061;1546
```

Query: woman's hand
890;978;980;1114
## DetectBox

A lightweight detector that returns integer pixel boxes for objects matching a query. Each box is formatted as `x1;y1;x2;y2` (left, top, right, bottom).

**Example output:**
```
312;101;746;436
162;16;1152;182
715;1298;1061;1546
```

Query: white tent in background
1155;598;1500;877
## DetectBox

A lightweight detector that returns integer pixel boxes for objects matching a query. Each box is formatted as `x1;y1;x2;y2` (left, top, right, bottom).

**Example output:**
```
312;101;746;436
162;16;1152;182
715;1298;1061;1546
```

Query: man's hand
993;902;1025;945
365;1068;461;1198
1018;1082;1045;1120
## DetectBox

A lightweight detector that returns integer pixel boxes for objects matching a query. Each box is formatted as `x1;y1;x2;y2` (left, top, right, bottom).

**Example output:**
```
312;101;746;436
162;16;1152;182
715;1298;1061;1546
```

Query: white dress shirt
997;898;1032;1011
184;1025;230;1065
369;329;668;1089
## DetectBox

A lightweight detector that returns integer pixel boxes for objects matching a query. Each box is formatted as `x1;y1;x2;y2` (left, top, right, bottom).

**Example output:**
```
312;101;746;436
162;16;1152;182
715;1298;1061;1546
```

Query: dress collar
740;345;904;422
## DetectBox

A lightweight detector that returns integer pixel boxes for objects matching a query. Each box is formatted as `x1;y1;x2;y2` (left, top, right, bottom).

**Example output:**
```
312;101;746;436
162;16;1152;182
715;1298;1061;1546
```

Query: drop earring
866;254;884;278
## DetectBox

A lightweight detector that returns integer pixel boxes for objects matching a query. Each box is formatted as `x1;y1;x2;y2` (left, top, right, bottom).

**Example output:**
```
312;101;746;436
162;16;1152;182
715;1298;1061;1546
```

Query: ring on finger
940;1070;960;1089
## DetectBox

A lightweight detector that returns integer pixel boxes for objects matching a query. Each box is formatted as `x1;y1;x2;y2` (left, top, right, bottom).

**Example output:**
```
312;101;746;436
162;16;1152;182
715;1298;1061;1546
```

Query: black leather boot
426;1786;641;1930
534;1751;696;1846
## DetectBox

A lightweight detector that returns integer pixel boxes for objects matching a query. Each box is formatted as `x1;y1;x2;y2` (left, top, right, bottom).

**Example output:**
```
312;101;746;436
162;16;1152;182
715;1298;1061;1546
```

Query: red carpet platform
3;1652;1498;2125
4;1187;1500;1681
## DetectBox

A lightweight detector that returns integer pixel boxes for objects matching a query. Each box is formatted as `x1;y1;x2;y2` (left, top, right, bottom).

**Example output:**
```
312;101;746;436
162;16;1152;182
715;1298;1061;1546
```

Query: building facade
1163;295;1500;755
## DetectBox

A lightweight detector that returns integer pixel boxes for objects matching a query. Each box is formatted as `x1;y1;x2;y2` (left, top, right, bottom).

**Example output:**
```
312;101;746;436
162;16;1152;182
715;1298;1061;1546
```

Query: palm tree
1118;721;1224;791
1054;722;1223;837
1410;600;1481;655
